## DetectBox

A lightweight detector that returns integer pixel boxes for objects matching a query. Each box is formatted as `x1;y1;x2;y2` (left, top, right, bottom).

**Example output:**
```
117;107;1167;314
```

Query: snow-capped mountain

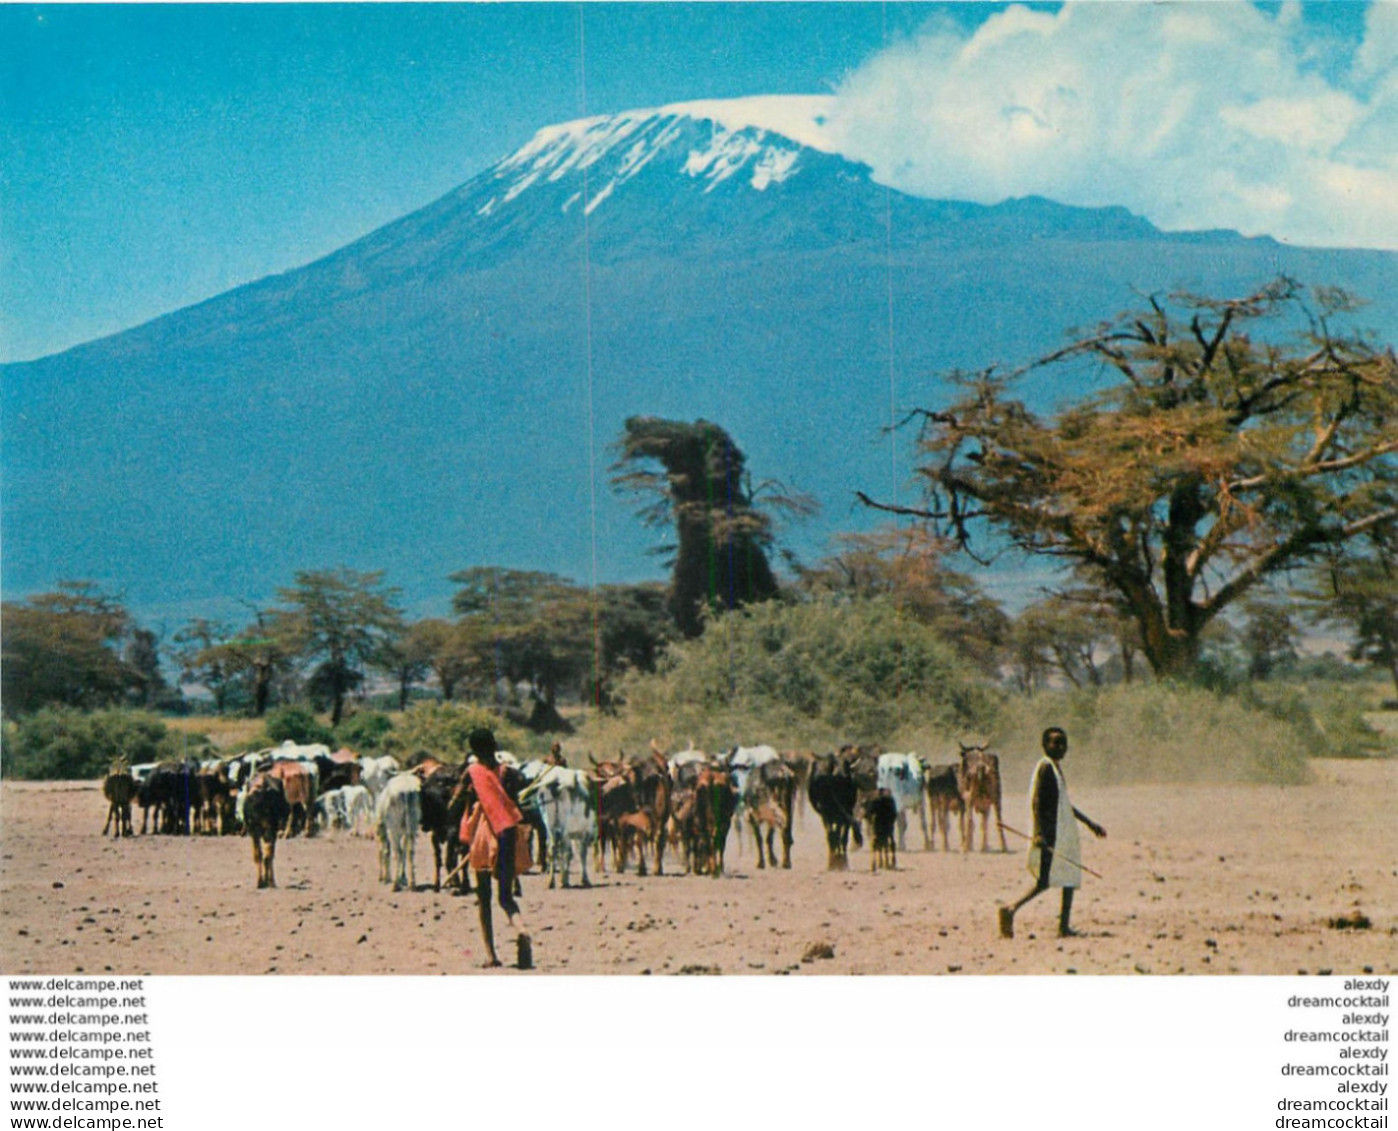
4;99;1395;622
487;96;838;216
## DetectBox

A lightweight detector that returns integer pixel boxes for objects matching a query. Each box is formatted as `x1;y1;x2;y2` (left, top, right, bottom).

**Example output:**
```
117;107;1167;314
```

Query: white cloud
825;2;1398;250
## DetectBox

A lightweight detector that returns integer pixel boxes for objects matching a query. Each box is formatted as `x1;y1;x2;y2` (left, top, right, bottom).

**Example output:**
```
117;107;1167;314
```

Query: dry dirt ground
2;759;1394;977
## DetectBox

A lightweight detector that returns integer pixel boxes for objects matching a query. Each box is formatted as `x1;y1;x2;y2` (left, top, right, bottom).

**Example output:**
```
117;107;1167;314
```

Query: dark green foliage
335;711;394;752
796;526;1009;676
262;706;335;748
619;596;997;747
612;417;802;637
1;583;137;717
449;568;593;723
1;709;201;780
122;628;169;708
276;567;404;726
380;702;531;763
1305;541;1398;695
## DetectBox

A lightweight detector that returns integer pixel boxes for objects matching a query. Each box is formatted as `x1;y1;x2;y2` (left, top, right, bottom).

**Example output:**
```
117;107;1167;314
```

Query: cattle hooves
515;933;533;970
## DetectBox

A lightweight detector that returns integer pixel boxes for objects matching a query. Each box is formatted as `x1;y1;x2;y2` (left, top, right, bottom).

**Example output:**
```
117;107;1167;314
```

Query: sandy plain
1;758;1394;977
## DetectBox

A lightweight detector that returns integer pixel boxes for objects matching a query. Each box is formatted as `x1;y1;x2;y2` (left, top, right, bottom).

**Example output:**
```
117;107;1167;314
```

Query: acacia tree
199;612;296;718
172;618;236;713
611;416;812;637
0;582;135;715
405;618;494;703
277;568;404;725
449;568;594;729
863;281;1398;679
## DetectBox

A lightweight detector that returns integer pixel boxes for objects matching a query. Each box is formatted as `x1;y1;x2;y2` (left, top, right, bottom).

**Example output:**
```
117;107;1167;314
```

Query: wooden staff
998;822;1103;879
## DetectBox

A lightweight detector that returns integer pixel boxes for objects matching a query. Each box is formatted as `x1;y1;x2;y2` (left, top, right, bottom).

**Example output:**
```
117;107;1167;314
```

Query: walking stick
998;822;1103;879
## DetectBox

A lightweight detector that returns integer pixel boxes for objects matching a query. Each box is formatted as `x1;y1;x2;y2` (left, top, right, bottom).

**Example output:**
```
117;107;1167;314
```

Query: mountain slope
5;97;1395;623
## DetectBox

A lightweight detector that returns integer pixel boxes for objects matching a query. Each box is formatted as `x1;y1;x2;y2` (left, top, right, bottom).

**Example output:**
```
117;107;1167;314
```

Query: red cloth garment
467;762;523;835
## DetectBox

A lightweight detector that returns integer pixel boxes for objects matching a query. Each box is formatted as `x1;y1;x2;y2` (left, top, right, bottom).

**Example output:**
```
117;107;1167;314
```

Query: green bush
380;702;533;763
1;708;207;780
1244;683;1389;759
591;597;999;754
989;682;1315;785
334;710;394;752
261;706;335;748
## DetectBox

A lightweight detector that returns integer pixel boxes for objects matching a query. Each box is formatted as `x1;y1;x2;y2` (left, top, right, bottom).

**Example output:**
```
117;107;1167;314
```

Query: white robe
1026;756;1082;888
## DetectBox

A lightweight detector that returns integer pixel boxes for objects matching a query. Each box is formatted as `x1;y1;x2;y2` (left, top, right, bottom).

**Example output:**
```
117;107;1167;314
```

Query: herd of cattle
98;740;1008;891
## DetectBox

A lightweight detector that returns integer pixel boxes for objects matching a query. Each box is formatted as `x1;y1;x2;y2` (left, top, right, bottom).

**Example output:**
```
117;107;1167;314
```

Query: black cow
139;761;197;835
807;753;861;870
419;763;470;894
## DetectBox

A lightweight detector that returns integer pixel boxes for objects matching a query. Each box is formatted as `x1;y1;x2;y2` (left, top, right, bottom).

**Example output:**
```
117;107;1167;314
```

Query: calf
339;783;375;836
864;789;898;872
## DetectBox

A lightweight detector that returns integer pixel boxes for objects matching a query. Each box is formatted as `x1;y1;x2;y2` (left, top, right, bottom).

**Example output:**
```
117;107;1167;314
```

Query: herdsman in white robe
998;727;1106;939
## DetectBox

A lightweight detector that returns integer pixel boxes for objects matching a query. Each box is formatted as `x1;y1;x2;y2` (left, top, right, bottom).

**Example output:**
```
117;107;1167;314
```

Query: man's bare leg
476;872;501;967
1000;881;1047;938
1058;887;1078;937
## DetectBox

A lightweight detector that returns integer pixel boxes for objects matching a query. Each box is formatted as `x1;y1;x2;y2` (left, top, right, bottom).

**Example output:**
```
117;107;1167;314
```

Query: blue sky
3;2;1392;363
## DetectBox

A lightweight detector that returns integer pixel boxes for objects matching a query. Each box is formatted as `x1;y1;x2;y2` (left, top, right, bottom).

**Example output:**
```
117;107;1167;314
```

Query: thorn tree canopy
276;567;404;726
612;416;814;638
861;279;1398;679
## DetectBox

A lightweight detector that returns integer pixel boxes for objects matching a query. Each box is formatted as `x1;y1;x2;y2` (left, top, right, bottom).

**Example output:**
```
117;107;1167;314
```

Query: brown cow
959;743;1006;852
243;773;290;889
744;759;796;870
687;767;738;878
590;747;671;876
267;760;317;837
923;763;965;851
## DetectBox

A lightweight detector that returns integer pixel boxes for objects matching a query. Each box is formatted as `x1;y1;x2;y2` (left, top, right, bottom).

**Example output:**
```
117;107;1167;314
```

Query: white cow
374;773;421;892
726;745;782;856
339;784;375;836
530;766;596;889
876;753;930;852
358;755;401;802
317;788;349;831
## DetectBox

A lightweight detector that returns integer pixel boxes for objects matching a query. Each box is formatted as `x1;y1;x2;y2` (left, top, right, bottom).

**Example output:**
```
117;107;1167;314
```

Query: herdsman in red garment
998;727;1106;939
465;727;533;968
